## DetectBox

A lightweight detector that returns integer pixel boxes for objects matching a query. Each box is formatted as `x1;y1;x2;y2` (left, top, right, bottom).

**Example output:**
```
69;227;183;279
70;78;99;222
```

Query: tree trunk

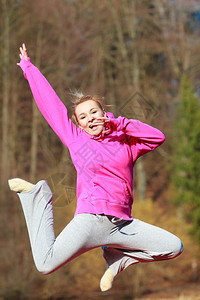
1;0;10;199
156;1;180;77
130;6;146;201
30;23;43;182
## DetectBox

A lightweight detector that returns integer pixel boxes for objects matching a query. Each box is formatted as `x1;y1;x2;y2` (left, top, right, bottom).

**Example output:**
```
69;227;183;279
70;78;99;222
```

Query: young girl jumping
8;43;183;292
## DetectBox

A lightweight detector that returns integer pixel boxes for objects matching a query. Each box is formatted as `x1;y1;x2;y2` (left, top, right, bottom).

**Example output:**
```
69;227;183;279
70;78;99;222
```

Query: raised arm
17;43;79;148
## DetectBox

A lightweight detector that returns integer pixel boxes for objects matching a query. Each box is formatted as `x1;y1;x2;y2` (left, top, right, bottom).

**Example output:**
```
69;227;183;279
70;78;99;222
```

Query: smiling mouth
89;124;98;129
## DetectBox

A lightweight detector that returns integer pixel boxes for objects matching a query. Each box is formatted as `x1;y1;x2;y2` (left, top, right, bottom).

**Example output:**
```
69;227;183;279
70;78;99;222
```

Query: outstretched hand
17;43;29;65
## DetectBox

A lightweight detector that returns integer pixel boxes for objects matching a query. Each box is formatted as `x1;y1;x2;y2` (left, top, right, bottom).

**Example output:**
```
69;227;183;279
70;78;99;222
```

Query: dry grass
137;284;200;300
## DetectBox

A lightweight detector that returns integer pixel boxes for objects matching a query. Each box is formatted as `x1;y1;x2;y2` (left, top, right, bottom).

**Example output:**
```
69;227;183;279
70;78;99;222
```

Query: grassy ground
137;284;200;299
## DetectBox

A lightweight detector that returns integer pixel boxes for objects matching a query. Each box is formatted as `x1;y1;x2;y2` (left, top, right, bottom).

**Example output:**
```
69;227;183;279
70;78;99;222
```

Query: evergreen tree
171;75;200;242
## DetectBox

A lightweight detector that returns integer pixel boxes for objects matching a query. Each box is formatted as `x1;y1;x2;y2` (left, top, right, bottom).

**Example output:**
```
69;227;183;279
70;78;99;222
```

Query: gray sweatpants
18;180;183;277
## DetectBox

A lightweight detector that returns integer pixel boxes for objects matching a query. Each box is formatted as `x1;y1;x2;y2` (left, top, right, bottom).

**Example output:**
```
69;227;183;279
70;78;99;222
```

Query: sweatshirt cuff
18;57;31;78
108;117;124;131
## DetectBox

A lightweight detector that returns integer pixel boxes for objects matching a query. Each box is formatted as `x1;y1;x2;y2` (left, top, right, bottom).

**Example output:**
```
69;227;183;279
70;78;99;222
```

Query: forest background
1;0;200;299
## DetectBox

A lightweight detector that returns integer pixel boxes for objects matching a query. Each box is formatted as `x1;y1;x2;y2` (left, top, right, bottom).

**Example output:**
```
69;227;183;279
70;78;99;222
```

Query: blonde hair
70;91;105;124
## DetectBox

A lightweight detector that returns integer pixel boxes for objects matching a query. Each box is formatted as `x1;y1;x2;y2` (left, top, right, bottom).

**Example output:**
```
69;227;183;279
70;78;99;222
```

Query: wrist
18;56;31;72
108;117;122;132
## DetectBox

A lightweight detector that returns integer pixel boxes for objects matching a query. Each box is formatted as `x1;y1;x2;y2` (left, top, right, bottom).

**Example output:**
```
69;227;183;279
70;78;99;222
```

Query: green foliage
171;74;200;242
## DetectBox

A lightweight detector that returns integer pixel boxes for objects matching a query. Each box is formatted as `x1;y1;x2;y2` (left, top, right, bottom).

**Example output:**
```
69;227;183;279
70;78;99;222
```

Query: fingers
22;43;28;57
102;128;112;135
93;122;104;126
96;117;109;120
18;43;29;62
92;117;111;129
95;117;110;123
20;43;27;54
22;43;26;51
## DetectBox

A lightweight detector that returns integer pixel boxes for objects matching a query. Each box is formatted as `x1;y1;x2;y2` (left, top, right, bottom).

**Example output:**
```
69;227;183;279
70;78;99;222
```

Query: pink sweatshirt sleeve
110;116;165;158
18;58;79;148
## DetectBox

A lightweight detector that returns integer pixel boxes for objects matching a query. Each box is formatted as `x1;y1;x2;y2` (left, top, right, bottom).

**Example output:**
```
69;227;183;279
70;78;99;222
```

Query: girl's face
75;100;106;136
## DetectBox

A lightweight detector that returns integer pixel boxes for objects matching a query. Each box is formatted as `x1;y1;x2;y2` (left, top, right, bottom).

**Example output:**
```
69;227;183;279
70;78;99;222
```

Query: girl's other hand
95;116;110;125
94;117;112;135
92;117;110;127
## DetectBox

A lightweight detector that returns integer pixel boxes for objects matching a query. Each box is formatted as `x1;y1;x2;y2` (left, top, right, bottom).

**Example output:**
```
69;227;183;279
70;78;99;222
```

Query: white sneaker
8;178;35;193
100;268;114;292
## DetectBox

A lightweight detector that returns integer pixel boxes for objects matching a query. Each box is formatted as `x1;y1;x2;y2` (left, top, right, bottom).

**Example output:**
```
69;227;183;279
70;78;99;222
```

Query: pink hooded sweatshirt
19;58;165;220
